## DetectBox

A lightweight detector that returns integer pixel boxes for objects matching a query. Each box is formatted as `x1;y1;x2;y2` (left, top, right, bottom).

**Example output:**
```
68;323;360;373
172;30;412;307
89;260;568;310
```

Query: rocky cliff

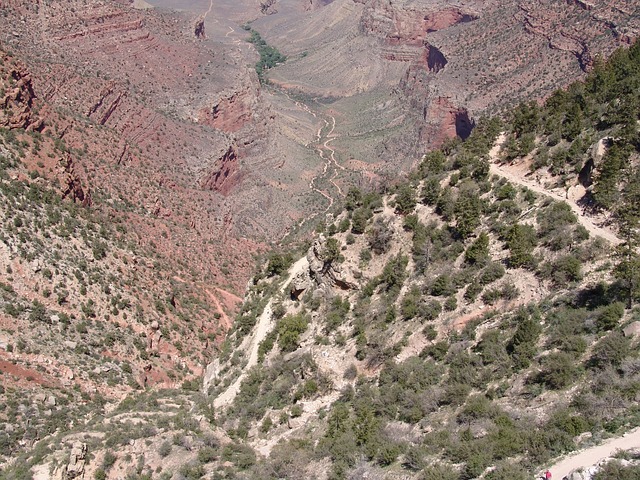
0;54;44;132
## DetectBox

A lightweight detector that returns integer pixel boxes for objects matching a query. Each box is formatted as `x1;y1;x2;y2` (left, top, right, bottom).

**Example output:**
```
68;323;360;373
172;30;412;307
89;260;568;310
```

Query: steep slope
3;2;640;480
0;50;257;469
200;43;640;479
0;0;333;252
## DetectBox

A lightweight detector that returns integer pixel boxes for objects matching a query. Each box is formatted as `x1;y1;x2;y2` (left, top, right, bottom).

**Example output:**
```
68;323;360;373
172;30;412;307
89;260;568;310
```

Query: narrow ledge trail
488;133;621;246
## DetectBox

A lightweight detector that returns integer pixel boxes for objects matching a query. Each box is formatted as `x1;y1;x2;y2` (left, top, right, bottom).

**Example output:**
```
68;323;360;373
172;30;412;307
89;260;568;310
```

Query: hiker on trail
545;470;552;480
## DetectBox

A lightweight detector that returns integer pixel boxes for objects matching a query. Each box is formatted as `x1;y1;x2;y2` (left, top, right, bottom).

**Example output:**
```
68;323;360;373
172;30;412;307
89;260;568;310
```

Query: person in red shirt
545;471;552;480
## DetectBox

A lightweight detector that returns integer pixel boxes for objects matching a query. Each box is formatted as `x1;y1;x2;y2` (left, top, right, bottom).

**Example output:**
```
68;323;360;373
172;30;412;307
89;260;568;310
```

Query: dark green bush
535;352;581;389
596;302;625;332
277;314;309;352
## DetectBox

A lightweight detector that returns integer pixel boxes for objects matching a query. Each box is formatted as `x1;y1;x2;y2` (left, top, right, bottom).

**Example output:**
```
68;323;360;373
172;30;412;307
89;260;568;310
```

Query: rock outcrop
516;2;617;73
308;235;358;289
199;82;261;134
59;155;91;207
289;235;359;299
53;442;86;480
358;0;477;46
422;42;448;73
147;320;162;351
200;145;242;195
195;16;206;38
0;55;44;131
260;0;278;15
400;60;475;145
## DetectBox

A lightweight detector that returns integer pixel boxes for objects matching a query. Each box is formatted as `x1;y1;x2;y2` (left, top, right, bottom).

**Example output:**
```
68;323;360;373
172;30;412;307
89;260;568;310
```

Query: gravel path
488;134;621;246
545;427;640;479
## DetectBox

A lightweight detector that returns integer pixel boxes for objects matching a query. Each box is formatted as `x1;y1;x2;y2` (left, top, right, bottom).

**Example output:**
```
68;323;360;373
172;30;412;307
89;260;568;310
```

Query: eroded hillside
5;40;640;479
2;1;640;479
196;41;640;479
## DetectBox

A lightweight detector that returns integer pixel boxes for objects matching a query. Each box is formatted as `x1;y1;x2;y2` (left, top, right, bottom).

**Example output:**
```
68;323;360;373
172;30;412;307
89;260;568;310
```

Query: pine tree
614;168;640;308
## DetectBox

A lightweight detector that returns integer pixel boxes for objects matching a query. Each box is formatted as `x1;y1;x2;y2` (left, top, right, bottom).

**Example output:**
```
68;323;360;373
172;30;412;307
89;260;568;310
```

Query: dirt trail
203;0;214;19
213;256;310;408
545;427;640;479
284;91;344;207
311;115;344;205
204;286;241;331
489;134;621;245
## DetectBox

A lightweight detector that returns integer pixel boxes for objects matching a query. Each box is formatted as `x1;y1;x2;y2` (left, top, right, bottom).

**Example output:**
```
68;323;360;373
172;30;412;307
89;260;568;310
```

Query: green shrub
589;331;630;369
178;461;204;480
221;443;256;469
431;274;455;297
422;464;459;480
596;302;624;332
485;462;529;480
368;218;392;254
102;451;117;470
535;352;581;389
507;309;542;370
277;314;309;352
197;446;218;463
401;286;421;319
395;184;417;214
479;262;505;285
593;461;640;480
422;300;442;320
444;296;457;311
158;441;172;458
28;300;47;323
505;224;537;268
351;208;370;234
266;253;293;276
260;415;273;433
464;232;490;265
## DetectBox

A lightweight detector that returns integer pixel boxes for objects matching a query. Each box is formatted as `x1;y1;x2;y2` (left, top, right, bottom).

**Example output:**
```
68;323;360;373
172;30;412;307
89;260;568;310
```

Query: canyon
0;0;636;407
0;0;640;476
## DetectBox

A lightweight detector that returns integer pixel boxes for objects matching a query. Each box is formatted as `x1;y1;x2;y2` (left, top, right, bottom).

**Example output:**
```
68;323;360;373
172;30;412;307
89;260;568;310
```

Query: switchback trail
489;134;621;245
544;427;640;479
277;89;346;236
213;256;310;409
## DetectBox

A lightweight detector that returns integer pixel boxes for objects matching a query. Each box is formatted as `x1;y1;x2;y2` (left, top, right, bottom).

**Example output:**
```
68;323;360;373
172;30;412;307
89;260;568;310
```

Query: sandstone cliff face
399;55;472;145
423;43;448;73
358;0;477;46
0;55;44;132
413;96;474;145
198;78;262;134
200;144;242;195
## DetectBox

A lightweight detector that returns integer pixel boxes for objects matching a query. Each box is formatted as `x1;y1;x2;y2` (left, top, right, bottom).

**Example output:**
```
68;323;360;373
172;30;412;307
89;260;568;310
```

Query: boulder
65;442;86;479
623;321;640;337
290;270;311;300
564;470;590;480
